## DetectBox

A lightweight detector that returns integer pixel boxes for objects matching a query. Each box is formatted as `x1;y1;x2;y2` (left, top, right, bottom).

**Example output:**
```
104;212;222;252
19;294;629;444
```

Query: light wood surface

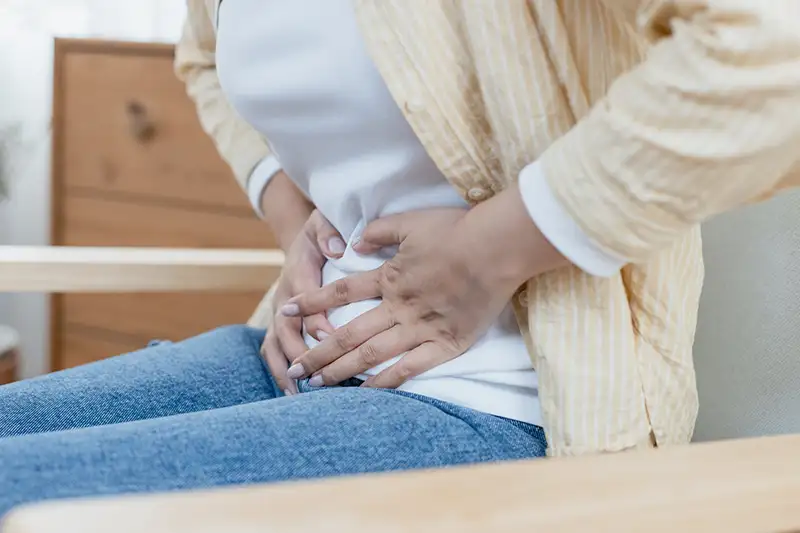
60;194;273;249
0;246;284;293
63;292;264;347
3;434;800;533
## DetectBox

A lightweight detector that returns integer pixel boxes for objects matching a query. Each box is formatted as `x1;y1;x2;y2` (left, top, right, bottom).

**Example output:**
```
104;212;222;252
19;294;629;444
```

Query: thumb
310;210;346;258
353;213;414;255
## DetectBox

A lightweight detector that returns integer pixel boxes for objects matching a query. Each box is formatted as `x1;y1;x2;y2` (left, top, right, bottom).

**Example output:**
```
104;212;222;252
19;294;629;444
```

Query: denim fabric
0;326;546;517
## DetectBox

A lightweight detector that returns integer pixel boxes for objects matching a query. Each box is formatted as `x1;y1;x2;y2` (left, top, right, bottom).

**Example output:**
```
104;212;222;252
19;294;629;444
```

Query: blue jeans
0;326;546;516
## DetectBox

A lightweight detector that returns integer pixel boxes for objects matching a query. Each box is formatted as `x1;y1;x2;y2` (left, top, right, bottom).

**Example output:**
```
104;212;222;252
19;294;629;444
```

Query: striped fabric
179;0;800;456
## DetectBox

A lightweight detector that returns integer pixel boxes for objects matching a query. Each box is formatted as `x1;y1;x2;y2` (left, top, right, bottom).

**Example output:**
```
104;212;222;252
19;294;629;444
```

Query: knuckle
358;343;382;368
395;363;415;380
380;260;402;285
384;311;399;330
334;327;357;351
434;323;461;351
332;279;350;304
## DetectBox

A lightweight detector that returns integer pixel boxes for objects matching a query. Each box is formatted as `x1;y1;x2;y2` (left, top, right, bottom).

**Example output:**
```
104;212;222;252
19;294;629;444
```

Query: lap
0;324;546;516
0;385;546;514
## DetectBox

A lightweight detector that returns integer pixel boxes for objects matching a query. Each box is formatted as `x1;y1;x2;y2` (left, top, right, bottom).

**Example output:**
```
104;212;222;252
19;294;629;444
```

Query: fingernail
281;303;300;317
327;237;346;255
352;236;362;248
283;389;294;397
318;330;330;340
308;375;324;388
286;363;306;379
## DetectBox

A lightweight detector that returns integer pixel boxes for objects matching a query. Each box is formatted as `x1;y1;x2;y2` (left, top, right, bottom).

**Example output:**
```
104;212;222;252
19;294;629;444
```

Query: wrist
517;161;625;277
260;171;314;252
455;185;567;290
273;217;309;253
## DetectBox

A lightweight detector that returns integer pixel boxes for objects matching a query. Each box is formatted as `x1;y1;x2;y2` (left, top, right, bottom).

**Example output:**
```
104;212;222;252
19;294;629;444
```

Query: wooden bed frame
1;245;799;533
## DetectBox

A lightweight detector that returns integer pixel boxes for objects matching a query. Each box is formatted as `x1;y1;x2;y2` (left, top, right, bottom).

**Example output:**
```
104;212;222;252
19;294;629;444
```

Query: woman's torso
216;0;541;425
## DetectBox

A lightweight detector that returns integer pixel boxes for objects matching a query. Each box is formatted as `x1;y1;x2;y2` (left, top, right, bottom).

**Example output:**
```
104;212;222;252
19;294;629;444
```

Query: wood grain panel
50;40;280;373
61;325;147;369
61;194;276;249
0;349;16;384
63;292;265;343
58;44;251;212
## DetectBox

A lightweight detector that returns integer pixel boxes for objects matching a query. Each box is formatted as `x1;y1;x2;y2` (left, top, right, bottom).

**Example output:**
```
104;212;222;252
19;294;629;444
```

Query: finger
288;305;395;379
275;315;308;363
352;214;411;254
310;210;346;258
281;272;381;317
312;326;416;387
263;331;297;395
290;267;334;341
362;342;451;389
304;313;335;341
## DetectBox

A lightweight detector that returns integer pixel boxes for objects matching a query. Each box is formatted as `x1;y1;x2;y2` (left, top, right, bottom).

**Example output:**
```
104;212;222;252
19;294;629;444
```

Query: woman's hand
282;206;527;389
262;209;346;395
283;186;568;389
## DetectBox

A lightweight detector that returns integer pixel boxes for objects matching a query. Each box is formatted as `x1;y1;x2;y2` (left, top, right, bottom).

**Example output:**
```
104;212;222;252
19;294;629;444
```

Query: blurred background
1;0;187;379
0;0;798;444
0;0;274;382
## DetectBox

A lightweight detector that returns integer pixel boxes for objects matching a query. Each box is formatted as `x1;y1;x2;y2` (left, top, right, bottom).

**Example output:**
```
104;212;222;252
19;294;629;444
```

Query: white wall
0;0;186;377
693;189;800;441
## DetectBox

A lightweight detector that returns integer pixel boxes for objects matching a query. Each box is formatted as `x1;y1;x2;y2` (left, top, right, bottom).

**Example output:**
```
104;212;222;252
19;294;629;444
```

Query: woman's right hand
262;209;345;395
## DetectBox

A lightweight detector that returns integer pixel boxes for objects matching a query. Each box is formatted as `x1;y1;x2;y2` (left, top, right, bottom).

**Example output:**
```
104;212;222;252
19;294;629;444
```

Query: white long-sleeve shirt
215;0;622;424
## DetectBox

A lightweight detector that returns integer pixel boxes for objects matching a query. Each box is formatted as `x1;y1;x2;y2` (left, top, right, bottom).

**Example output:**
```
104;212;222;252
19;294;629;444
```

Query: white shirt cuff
518;161;626;277
247;156;283;218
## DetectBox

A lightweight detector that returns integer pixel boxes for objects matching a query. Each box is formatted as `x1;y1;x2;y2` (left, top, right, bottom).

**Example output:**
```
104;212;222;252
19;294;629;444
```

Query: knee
150;325;266;375
202;325;266;352
199;324;266;353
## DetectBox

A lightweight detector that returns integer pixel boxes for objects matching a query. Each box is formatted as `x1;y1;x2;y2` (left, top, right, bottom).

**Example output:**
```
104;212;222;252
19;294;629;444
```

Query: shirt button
467;187;490;201
404;99;425;113
518;289;529;306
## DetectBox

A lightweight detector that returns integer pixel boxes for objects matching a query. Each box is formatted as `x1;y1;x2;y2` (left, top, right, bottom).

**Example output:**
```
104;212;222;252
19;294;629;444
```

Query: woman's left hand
281;207;524;389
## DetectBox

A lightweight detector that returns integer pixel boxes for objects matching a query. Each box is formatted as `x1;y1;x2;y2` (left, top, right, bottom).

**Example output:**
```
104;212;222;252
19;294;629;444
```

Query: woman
2;0;798;515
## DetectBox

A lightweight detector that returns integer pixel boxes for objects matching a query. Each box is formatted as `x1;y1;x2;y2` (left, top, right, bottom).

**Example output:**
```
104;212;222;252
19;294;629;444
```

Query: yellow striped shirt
178;0;800;455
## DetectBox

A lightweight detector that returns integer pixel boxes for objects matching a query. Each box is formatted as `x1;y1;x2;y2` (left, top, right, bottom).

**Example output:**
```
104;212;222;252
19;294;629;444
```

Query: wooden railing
4;434;800;532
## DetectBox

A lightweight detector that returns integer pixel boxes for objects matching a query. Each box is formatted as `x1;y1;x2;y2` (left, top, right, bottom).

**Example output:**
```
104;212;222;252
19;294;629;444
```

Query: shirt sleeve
518;161;625;277
538;0;800;263
247;156;284;218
